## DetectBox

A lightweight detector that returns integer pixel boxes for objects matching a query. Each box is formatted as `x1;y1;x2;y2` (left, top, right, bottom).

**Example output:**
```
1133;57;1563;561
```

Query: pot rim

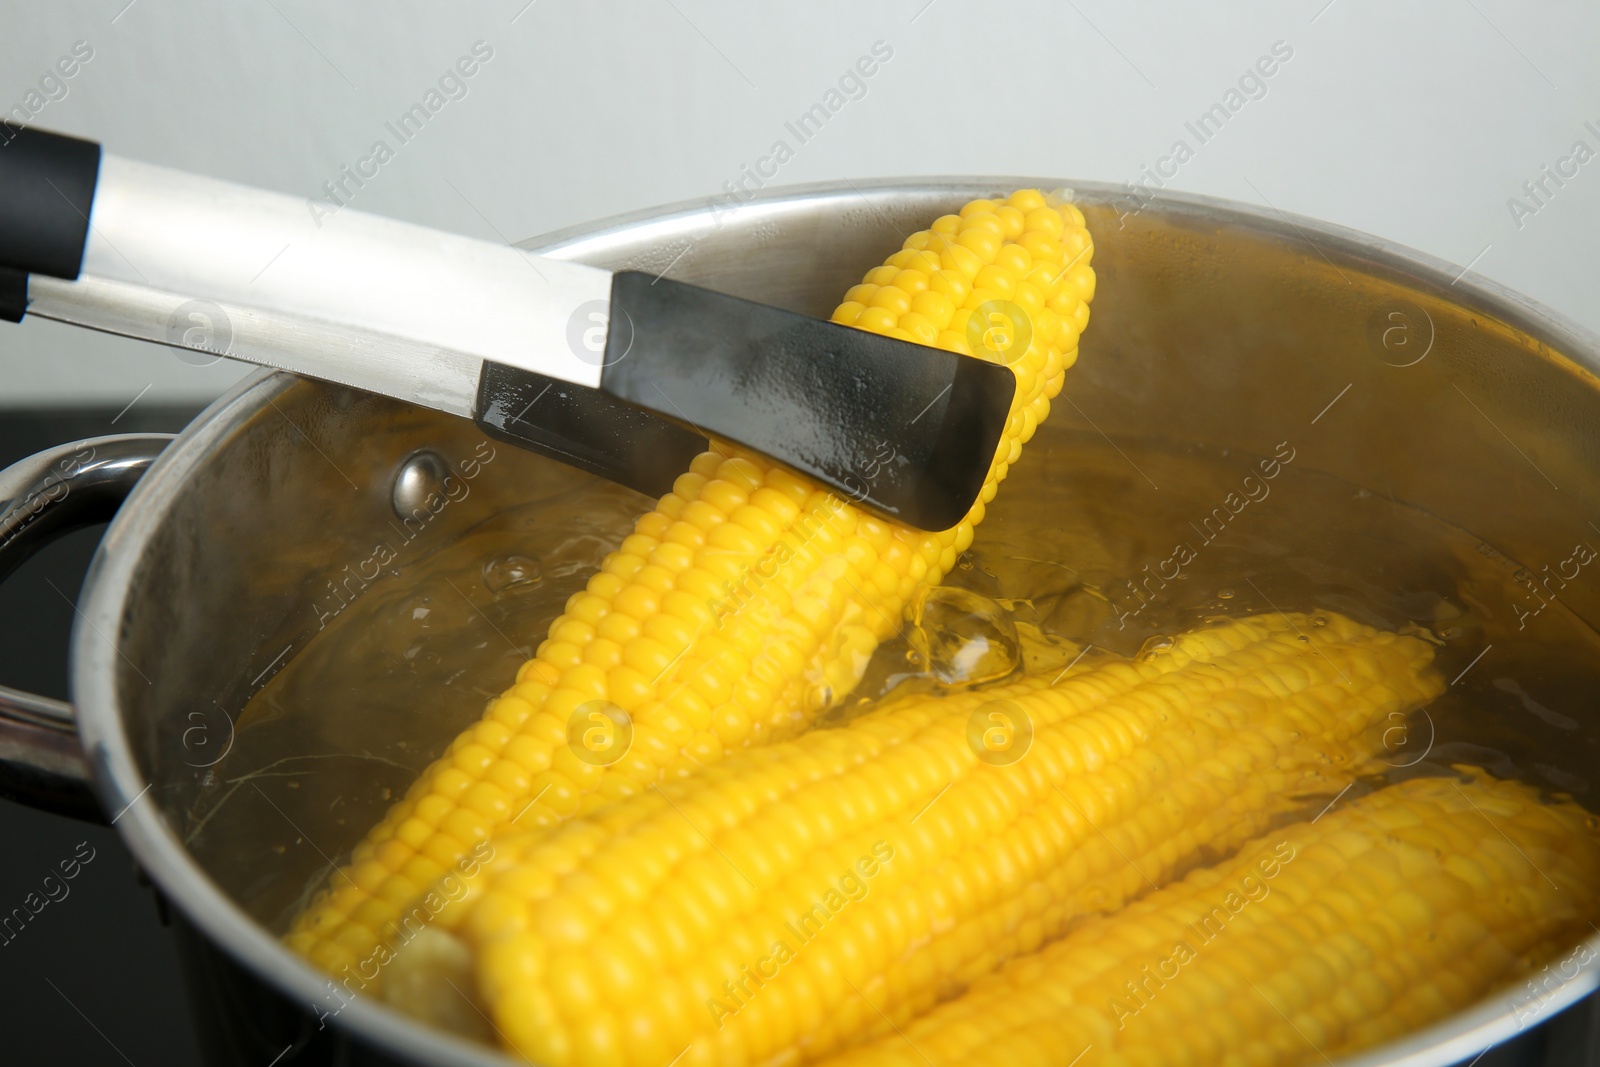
71;176;1600;1067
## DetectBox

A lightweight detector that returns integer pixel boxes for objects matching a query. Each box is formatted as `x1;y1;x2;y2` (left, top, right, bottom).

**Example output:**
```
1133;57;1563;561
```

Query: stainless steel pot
2;179;1598;1066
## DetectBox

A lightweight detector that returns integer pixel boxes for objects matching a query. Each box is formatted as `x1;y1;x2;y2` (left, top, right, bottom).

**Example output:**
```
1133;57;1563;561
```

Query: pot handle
0;433;173;821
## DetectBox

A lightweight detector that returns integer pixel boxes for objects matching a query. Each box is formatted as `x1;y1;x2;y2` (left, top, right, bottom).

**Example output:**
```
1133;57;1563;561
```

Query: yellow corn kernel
382;612;1443;1065
824;769;1600;1067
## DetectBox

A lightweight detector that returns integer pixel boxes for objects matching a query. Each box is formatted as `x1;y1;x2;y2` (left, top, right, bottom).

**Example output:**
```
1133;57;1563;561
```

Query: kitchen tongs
0;125;1014;532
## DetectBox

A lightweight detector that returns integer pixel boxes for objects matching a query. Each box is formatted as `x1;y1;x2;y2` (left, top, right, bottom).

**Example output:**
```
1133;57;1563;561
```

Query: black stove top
0;407;203;1067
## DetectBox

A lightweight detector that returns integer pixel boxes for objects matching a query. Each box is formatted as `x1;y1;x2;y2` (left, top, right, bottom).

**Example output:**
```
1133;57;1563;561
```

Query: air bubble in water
483;555;543;595
1137;635;1174;660
1218;588;1235;600
908;586;1020;687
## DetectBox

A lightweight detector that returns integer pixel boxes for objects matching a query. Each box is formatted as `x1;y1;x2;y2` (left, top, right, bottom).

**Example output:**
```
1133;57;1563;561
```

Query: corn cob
381;612;1442;1066
287;191;1096;982
822;769;1600;1067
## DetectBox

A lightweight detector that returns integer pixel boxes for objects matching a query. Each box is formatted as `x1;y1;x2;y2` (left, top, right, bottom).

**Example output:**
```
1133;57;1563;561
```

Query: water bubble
484;554;544;595
1218;588;1235;600
392;583;477;651
1137;635;1174;660
908;586;1021;687
1438;626;1461;640
1312;615;1328;628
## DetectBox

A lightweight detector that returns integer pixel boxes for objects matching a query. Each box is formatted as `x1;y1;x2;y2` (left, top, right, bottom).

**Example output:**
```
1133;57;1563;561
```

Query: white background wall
2;0;1596;407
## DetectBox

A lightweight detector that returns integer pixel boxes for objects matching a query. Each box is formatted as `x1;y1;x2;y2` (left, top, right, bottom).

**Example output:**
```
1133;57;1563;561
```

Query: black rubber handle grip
0;123;101;287
599;271;1015;532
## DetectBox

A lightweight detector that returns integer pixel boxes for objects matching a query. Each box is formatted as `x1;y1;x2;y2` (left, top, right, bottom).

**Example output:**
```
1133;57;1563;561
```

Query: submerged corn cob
287;191;1095;981
381;612;1442;1066
823;770;1600;1067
